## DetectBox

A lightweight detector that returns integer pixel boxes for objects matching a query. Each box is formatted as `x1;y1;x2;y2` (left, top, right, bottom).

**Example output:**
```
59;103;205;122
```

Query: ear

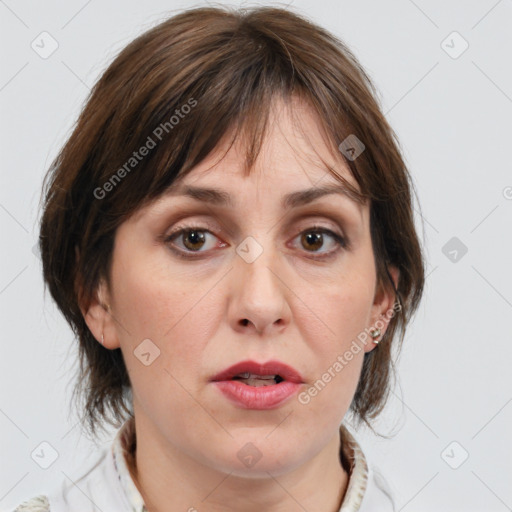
79;277;120;350
363;265;400;353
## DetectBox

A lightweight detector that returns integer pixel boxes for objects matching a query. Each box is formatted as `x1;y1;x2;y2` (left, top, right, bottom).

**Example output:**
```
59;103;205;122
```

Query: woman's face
87;97;395;478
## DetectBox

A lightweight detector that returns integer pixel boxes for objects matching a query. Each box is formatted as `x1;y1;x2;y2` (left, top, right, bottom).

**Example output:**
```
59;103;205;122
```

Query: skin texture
83;96;398;512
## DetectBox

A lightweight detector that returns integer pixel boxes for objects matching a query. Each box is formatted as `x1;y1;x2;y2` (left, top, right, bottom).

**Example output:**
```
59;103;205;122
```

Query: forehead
173;95;361;196
132;95;367;221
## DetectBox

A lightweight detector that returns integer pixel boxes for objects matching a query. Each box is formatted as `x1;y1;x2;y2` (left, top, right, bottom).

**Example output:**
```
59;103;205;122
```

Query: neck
125;414;350;512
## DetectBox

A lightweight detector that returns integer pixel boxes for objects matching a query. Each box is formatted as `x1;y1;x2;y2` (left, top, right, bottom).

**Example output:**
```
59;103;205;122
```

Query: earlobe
366;265;400;349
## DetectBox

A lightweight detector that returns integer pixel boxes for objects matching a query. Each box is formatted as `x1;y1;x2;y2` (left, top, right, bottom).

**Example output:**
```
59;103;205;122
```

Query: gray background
1;0;511;510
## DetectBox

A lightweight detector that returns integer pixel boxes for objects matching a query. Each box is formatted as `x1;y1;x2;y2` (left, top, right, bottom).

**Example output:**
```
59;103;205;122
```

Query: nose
228;243;290;336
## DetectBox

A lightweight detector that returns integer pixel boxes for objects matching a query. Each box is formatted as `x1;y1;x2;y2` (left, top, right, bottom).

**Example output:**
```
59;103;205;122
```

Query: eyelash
164;223;348;261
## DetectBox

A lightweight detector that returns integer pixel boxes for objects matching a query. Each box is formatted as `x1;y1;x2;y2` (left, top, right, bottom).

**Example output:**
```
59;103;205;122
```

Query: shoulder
12;495;50;512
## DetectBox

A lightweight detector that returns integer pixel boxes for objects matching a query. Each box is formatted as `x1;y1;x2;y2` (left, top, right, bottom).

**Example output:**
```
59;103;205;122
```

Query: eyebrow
168;183;364;210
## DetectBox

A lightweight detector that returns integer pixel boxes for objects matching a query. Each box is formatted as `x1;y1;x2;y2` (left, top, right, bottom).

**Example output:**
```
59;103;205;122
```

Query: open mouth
231;372;285;387
211;360;303;409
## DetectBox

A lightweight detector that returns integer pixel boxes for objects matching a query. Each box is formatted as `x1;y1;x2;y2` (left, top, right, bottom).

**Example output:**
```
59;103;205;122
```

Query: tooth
235;373;277;380
243;378;276;387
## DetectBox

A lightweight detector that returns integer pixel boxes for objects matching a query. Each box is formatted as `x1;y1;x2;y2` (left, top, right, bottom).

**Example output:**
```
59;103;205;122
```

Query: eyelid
293;216;345;235
291;209;353;231
160;203;355;236
163;221;349;261
166;220;220;238
163;224;223;259
294;224;350;251
165;216;345;242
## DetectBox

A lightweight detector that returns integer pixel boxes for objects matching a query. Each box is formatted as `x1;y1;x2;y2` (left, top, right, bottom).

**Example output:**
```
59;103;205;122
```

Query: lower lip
212;380;302;410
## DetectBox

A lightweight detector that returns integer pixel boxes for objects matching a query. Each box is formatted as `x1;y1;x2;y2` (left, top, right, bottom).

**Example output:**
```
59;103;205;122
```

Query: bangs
90;11;370;220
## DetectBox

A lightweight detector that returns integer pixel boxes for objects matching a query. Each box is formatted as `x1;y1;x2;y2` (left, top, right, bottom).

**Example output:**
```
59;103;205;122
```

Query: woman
14;5;424;511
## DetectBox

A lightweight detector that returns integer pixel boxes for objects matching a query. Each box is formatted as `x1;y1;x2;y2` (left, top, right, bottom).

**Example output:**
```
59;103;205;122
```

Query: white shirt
13;418;396;512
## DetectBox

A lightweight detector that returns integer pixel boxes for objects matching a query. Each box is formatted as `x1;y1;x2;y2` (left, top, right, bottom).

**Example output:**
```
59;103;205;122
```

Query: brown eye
301;231;324;251
164;224;347;261
165;225;222;257
181;229;207;251
294;227;347;259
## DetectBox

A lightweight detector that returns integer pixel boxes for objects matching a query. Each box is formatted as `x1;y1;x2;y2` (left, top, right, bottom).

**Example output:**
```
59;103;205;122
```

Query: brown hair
39;5;425;438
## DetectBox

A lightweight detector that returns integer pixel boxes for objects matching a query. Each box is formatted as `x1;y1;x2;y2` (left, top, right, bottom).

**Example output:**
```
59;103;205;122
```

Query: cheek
110;241;219;385
303;262;376;349
296;263;375;413
111;232;196;339
111;256;213;428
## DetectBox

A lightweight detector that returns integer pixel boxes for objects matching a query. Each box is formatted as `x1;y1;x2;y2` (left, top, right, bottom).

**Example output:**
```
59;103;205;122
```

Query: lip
210;359;304;410
210;359;304;384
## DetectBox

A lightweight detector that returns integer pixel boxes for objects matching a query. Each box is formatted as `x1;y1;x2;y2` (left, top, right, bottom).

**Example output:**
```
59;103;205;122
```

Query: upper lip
211;359;304;384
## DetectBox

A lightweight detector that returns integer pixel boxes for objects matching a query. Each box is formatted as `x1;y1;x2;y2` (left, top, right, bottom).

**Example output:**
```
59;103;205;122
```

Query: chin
205;439;305;479
226;456;300;479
